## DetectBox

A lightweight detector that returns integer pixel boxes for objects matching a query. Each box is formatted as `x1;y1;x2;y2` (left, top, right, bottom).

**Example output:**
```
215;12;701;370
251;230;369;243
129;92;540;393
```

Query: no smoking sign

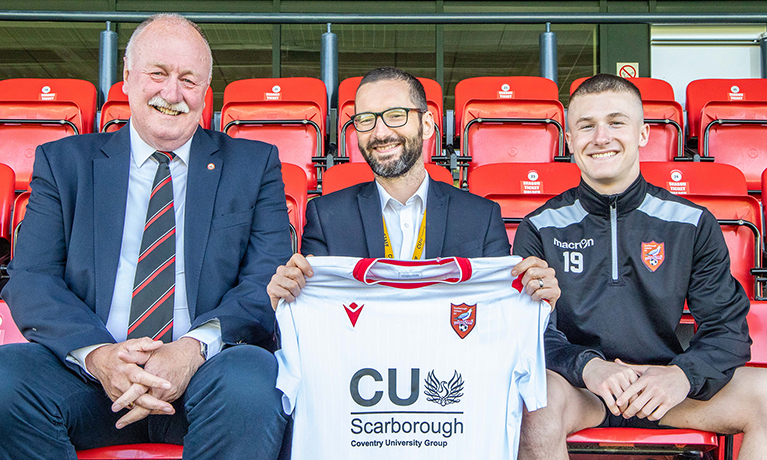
617;62;639;79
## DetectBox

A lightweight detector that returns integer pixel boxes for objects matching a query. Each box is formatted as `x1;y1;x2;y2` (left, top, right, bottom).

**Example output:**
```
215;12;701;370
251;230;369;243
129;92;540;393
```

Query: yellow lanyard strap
383;208;426;260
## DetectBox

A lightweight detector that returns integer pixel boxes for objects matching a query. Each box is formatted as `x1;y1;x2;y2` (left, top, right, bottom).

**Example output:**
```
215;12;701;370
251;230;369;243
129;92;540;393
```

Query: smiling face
354;79;434;178
566;90;649;195
122;18;211;152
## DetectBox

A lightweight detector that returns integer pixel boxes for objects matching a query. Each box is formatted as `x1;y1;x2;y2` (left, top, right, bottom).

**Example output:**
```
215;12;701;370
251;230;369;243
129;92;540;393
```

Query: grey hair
124;13;212;81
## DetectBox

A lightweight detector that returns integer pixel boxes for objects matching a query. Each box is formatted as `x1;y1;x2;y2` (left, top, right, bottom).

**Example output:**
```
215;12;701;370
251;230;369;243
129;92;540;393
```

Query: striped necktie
127;151;176;342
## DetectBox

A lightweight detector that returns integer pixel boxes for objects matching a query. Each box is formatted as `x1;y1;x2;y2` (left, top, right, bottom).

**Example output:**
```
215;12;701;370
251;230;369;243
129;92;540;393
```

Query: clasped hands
583;357;691;422
85;336;205;429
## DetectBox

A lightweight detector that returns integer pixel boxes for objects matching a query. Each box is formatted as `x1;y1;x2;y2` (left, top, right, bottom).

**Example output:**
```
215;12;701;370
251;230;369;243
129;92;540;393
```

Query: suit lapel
184;128;220;319
357;182;384;258
425;178;448;259
93;127;131;322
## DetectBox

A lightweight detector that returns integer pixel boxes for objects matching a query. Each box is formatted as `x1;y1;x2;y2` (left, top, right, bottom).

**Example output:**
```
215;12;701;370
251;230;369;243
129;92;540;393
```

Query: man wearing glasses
268;66;559;310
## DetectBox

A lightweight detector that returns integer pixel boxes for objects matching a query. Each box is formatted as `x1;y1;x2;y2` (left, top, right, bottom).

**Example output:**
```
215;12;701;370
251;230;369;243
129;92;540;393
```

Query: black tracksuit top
514;175;751;400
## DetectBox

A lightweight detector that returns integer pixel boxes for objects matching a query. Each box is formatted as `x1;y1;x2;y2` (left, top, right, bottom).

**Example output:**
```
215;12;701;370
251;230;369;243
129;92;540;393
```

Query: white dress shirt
68;122;222;373
375;175;429;260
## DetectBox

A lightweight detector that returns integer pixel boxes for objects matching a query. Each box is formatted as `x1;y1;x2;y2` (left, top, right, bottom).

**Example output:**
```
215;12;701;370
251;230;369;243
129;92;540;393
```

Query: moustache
148;96;190;114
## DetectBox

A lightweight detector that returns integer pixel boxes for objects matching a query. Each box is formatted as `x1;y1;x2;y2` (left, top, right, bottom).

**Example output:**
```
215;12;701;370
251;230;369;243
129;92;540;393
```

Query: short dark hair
358;67;428;111
570;73;642;108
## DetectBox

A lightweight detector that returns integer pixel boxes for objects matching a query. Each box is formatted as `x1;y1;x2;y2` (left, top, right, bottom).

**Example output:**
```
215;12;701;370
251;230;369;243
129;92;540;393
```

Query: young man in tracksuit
514;74;767;460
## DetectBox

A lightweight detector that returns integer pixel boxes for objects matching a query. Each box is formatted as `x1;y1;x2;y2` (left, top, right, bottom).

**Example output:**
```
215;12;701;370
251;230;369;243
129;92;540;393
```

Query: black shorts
596;400;664;429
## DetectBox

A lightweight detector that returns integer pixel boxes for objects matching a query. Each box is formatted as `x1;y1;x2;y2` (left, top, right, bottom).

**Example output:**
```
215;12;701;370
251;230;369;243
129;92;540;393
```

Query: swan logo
424;370;464;406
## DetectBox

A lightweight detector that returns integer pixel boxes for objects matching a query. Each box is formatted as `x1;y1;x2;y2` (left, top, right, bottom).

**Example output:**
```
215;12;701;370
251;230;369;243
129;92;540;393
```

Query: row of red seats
4;76;766;195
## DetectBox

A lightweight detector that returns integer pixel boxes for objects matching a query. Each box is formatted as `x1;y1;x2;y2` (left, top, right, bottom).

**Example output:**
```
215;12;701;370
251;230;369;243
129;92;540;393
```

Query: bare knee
522;372;583;442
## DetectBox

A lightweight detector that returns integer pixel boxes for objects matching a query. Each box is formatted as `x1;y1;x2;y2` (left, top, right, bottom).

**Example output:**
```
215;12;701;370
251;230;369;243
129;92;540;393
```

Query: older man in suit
268;66;559;309
0;14;291;459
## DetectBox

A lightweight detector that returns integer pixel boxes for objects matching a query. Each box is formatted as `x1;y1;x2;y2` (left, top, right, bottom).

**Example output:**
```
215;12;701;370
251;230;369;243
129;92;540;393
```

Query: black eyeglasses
351;107;426;132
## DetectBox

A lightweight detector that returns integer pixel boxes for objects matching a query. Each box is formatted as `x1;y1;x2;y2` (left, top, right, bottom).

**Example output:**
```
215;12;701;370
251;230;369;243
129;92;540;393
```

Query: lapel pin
207;163;215;170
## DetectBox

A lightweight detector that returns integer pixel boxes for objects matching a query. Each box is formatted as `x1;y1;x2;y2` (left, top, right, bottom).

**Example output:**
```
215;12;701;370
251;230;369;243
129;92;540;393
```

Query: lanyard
383;207;426;260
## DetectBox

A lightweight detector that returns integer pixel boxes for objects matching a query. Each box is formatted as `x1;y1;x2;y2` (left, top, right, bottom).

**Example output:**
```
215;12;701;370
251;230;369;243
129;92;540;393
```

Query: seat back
570;76;675;101
747;301;767;368
337;76;443;164
11;191;30;259
686;78;767;144
570;77;684;161
221;78;327;192
282;164;307;253
467;162;581;246
698;100;767;191
0;164;15;241
0;102;82;190
322;163;453;196
0;78;97;134
641;162;762;300
454;77;565;179
100;82;214;132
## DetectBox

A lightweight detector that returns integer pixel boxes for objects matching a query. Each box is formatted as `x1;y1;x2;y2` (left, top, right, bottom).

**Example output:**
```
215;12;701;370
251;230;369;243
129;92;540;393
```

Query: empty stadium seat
100;82;215;132
454;76;567;186
0;164;15;242
221;78;327;193
10;191;29;260
0;300;25;345
570;77;685;161
697;100;767;192
282;163;308;253
0;78;97;133
686;78;767;145
337;76;443;165
747;301;767;368
567;428;719;458
0;101;82;191
76;443;182;459
322;162;453;195
467;162;580;246
641;162;763;301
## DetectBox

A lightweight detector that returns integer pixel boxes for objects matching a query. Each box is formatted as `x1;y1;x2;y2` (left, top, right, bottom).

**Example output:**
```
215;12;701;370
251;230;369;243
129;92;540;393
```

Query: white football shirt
276;256;550;460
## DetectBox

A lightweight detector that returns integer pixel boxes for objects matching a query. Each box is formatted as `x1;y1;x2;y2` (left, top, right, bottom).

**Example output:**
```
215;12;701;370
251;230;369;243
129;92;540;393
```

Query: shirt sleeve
513;217;604;388
274;300;302;415
671;210;751;400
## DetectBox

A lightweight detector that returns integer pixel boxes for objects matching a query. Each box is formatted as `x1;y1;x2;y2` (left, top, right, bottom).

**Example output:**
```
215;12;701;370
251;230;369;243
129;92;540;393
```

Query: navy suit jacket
301;178;510;258
2;125;293;374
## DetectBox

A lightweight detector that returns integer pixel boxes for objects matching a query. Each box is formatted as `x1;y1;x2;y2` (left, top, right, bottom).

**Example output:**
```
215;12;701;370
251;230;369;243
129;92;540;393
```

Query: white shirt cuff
66;343;111;377
182;319;222;360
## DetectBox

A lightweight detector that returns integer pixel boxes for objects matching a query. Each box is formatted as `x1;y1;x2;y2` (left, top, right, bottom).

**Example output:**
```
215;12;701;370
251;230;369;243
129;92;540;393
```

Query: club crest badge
344;302;364;327
451;303;476;339
642;241;665;272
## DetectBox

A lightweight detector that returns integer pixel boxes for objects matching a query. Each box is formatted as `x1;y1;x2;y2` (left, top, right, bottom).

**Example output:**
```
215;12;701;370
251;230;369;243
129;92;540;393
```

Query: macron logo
344;302;364;327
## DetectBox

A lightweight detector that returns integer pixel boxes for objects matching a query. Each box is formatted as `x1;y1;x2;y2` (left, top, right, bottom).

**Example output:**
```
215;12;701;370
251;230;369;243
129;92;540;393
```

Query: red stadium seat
467;162;580;246
322;162;453;196
747;301;767;368
0;164;15;241
337;76;443;165
570;76;675;101
567;428;719;458
454;76;566;186
641;162;763;301
221;78;327;193
10;191;29;259
282;163;307;253
686;78;767;146
100;82;214;132
0;101;82;191
76;443;182;459
0;300;25;345
0;78;97;134
571;77;685;161
697;100;767;192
